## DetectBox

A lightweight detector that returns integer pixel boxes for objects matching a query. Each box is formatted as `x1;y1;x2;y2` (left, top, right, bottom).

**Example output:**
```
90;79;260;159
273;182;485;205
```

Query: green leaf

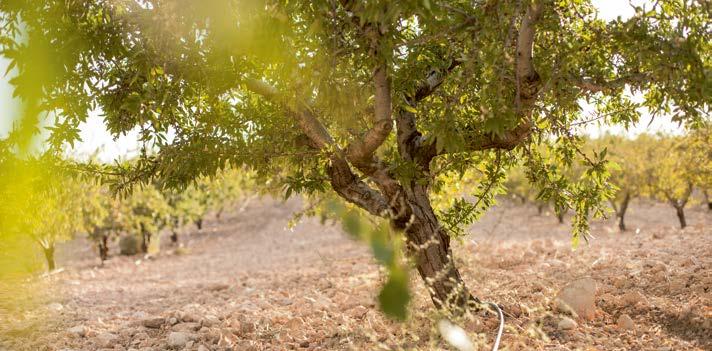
378;267;410;321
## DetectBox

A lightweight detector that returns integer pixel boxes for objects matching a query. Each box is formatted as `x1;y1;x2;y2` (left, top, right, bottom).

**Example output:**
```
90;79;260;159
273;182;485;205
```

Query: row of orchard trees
503;129;712;230
5;155;253;272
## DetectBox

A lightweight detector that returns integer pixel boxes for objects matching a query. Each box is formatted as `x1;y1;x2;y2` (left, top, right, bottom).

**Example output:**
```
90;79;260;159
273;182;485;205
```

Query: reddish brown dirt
1;198;710;351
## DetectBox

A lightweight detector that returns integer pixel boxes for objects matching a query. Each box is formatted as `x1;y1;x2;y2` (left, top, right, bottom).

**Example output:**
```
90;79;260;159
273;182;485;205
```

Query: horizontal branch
424;120;533;158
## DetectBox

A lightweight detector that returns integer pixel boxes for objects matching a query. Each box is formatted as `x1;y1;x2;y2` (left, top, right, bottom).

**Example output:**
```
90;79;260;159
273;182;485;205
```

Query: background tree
82;181;126;263
20;164;85;271
686;125;712;210
646;136;695;229
1;0;709;317
125;185;171;254
593;134;650;231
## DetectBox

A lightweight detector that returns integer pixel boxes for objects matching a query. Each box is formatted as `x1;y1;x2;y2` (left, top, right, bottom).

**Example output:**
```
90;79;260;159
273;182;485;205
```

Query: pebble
67;325;87;337
197;345;209;351
47;303;64;312
620;291;646;307
557;317;578;330
617;314;635;330
201;315;220;327
167;332;190;349
96;332;119;348
142;317;165;329
556;278;598;320
172;322;201;332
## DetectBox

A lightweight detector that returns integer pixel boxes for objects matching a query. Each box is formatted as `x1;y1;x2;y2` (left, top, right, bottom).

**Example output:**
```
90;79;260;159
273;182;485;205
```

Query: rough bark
394;183;474;310
43;244;56;271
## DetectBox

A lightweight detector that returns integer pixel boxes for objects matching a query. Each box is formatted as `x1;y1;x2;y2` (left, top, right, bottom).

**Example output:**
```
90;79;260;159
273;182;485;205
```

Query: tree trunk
556;210;565;224
537;202;545;216
705;191;712;211
617;193;631;232
140;223;150;253
170;231;179;245
43;244;56;271
195;218;203;230
395;183;474;311
675;206;687;229
99;234;109;262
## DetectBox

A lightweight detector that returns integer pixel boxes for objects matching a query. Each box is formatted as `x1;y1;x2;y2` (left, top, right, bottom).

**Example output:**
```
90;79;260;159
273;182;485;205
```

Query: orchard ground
1;198;710;351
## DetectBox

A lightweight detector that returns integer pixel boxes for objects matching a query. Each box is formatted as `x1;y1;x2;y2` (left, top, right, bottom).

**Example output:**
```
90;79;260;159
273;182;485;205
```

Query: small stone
299;340;310;348
197;345;209;351
620;291;646;307
240;322;255;334
142;317;165;329
67;325;87;337
557;317;578;330
617;314;635;330
556;278;598;320
167;332;190;349
47;303;64;312
347;306;368;319
206;283;230;292
201;315;220;327
172;322;201;332
96;332;119;348
168;317;178;325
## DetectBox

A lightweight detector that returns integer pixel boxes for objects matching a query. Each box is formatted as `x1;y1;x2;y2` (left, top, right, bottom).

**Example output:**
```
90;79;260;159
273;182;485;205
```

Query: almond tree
1;1;709;317
646;135;696;229
593;134;651;231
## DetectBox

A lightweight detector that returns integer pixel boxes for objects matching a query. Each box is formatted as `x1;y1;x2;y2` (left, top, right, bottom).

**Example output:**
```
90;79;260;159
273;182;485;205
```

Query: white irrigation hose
484;301;505;351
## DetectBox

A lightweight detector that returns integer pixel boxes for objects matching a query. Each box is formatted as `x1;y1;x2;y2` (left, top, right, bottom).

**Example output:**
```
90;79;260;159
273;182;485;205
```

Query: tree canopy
1;0;710;318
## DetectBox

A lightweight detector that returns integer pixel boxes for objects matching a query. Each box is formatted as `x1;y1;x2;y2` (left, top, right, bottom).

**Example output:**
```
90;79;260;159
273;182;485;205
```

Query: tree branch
242;77;393;215
516;1;543;84
346;65;393;164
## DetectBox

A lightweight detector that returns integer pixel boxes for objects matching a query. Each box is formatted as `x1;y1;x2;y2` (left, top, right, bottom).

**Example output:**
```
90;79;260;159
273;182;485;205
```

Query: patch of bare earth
1;198;709;350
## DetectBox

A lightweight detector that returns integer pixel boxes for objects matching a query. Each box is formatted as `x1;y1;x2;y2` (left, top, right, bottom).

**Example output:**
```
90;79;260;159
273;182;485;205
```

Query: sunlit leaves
327;201;410;321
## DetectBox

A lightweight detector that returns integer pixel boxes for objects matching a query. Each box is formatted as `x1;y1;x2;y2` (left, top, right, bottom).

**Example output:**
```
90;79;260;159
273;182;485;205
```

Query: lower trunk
195;218;203;230
140;223;150;253
705;191;712;211
537;203;545;216
675;206;687;229
396;183;474;312
617;193;631;232
43;244;56;271
99;235;109;262
556;210;565;224
170;231;179;245
216;209;223;220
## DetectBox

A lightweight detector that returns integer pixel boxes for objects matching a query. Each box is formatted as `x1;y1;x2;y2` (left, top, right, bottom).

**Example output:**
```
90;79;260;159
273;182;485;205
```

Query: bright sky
0;0;683;162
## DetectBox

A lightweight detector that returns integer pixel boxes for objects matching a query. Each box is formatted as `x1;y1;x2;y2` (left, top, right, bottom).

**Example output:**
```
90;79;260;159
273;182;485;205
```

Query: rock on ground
556;277;598;320
557;317;578;330
617;314;635;330
167;331;191;349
